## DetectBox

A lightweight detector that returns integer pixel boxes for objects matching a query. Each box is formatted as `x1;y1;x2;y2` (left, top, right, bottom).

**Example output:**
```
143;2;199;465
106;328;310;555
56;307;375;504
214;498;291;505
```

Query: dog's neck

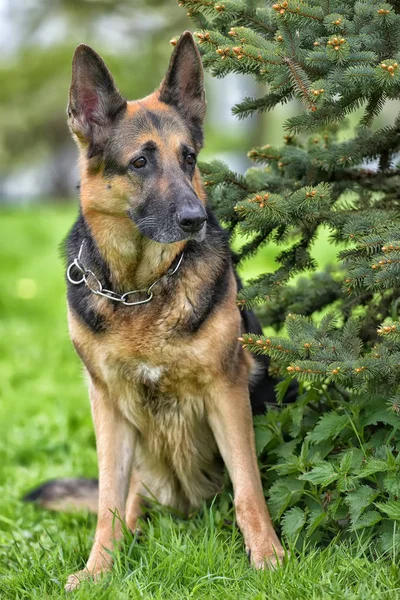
82;208;186;291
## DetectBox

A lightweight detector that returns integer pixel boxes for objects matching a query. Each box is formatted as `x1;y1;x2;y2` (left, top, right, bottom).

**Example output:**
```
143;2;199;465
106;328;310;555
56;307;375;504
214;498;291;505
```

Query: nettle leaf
272;455;301;476
383;473;400;496
379;529;400;554
307;413;350;444
374;501;400;520
306;507;328;537
345;485;378;523
327;494;348;522
361;409;400;429
272;439;300;459
349;448;365;472
275;377;293;404
299;462;339;487
255;427;274;456
375;445;396;462
337;451;358;491
289;405;305;438
308;440;334;463
268;477;305;520
357;458;390;477
340;451;353;474
281;507;306;541
350;510;382;531
337;473;358;493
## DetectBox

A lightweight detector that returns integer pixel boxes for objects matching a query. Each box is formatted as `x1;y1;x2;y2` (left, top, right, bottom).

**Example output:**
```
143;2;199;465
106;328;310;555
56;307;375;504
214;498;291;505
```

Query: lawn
0;205;399;599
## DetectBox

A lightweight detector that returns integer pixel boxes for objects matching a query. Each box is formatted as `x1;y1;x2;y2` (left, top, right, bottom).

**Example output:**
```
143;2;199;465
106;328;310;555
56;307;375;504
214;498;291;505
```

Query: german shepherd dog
26;32;289;591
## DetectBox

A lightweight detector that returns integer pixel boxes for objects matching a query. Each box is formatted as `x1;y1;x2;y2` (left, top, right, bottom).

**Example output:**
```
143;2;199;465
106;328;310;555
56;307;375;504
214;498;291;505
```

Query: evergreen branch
232;89;293;118
284;57;316;109
256;269;343;329
237;9;277;35
247;145;282;163
272;2;324;22
235;230;273;264
178;0;400;546
360;91;387;127
331;168;400;184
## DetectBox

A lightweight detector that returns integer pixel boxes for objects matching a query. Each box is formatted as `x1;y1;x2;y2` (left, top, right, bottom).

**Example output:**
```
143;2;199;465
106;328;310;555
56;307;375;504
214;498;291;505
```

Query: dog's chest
107;354;221;506
111;352;211;432
134;361;164;385
70;303;227;506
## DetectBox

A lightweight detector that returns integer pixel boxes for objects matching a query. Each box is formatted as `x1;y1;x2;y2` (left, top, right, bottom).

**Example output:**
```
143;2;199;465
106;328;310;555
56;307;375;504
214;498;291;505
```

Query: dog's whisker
135;217;157;228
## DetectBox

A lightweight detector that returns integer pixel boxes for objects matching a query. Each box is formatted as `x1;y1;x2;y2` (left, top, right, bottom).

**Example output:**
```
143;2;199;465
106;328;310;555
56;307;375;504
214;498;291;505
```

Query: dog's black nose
177;207;207;234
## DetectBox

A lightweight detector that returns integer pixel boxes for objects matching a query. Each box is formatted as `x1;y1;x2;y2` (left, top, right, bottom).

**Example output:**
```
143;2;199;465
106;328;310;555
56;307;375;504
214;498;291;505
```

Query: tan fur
64;38;284;591
68;272;239;509
75;91;202;292
66;266;283;590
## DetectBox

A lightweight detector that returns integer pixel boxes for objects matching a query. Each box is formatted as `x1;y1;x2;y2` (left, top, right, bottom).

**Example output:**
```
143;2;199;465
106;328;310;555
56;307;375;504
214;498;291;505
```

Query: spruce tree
177;0;400;550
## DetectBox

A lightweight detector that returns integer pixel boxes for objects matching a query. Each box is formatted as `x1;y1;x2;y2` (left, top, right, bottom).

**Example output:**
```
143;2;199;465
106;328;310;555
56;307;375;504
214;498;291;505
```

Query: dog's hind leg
208;377;285;569
65;381;135;592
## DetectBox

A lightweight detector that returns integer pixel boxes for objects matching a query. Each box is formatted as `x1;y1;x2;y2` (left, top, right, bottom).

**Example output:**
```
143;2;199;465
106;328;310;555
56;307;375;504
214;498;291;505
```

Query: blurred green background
0;0;292;202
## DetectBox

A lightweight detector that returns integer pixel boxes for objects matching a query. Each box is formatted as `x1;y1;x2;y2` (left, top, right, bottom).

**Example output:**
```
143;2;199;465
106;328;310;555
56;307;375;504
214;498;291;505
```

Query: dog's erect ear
159;32;206;145
68;44;126;156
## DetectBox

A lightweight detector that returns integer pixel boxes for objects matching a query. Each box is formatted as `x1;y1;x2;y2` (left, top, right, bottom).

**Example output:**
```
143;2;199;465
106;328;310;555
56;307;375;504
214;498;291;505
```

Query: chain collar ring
67;239;184;306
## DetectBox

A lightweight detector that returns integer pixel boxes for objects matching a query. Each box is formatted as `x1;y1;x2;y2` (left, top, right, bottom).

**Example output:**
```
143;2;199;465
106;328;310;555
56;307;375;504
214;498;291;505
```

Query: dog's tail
23;478;98;513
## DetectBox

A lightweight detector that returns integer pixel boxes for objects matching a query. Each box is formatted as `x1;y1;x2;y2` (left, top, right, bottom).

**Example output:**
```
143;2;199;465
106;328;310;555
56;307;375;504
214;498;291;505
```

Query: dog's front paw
65;568;104;592
65;571;85;592
246;539;287;570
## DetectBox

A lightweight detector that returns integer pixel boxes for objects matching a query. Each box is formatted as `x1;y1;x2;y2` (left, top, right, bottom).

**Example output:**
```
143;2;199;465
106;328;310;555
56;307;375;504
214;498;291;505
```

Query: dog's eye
186;153;196;166
130;157;147;170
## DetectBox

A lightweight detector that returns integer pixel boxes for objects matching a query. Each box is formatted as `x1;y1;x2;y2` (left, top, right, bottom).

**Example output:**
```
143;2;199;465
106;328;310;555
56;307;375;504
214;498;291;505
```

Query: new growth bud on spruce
273;1;288;14
195;32;210;43
327;36;346;51
380;62;398;76
216;47;231;59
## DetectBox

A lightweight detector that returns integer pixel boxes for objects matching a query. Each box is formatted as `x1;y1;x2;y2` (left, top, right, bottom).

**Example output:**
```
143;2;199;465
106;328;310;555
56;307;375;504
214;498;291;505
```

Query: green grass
0;206;399;599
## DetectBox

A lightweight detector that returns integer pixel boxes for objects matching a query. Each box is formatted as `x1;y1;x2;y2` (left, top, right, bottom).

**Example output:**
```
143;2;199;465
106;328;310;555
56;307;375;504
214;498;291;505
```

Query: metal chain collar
67;239;184;306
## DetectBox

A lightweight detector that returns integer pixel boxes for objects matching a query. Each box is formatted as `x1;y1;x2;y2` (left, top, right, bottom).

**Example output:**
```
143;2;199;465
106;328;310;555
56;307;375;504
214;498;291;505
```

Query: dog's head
68;32;207;244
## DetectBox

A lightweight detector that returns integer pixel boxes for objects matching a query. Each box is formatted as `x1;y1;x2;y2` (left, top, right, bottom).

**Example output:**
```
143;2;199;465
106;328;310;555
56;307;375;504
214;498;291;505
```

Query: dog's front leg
65;381;135;591
208;379;285;568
